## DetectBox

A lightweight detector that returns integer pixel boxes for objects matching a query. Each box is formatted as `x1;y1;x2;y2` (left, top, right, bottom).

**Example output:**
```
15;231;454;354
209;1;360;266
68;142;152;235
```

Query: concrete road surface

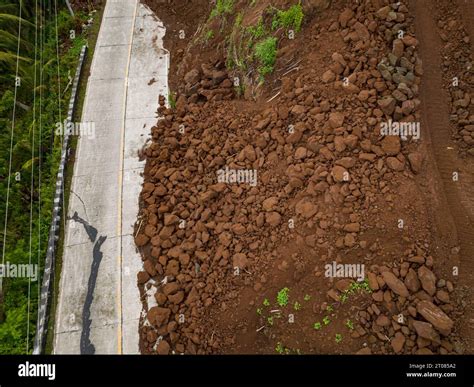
54;0;168;354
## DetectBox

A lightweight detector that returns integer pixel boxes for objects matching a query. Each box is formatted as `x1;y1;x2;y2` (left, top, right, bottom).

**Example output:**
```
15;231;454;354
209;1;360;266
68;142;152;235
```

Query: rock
416;300;454;335
135;234;149;247
295;200;318;218
418;266;437;296
262;197;278;211
408;152;423;173
367;272;379;291
344;223;360;232
266;212;282;226
332;165;348;182
322;69;336;83
381;271;409;297
137;271;150;285
404;268;420;293
356;347;372;354
381;136;401;155
328;112;344;129
386;157;405;171
378;97;396;116
184;68;200;84
339;8;354;27
233;253;248;270
392;39;405;58
147;306;171;328
156;339;170;355
412;320;441;343
391;332;405;353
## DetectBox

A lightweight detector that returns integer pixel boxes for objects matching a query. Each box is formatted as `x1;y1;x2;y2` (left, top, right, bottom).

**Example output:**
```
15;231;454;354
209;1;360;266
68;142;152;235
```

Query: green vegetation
276;286;290;307
263;298;270;306
254;36;277;78
246;17;265;39
271;3;304;32
313;322;322;330
345;319;354;330
210;0;234;18
340;278;372;303
323;316;331;325
303;294;311;301
0;0;97;354
335;333;343;343
168;92;177;109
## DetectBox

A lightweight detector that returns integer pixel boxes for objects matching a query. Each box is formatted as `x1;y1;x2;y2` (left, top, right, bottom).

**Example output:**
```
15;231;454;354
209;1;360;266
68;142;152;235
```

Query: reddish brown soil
135;0;474;355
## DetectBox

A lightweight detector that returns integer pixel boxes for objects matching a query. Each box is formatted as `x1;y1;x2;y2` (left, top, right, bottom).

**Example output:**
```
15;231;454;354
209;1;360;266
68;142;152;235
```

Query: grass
271;3;304;33
254;36;277;78
210;0;234;18
247;17;266;39
168;92;177;109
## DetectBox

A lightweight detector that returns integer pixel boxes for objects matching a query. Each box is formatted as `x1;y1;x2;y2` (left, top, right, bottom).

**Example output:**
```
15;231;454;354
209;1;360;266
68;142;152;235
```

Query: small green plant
210;0;234;18
313;322;322;330
247;17;266;39
204;29;214;41
168;92;177;109
323;316;331;325
254;36;278;78
340;293;349;303
275;342;284;354
326;305;334;312
256;308;262;316
267;316;274;326
335;333;343;343
263;298;270;307
272;3;304;33
294;301;301;311
345;319;354;330
304;294;311;301
276;287;290;307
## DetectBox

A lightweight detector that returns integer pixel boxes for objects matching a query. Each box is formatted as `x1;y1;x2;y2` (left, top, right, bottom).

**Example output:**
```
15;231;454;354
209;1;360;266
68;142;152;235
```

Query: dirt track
412;0;474;352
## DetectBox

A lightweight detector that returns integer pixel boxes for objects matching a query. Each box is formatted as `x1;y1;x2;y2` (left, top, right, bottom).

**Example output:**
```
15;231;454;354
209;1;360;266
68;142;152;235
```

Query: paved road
54;0;168;354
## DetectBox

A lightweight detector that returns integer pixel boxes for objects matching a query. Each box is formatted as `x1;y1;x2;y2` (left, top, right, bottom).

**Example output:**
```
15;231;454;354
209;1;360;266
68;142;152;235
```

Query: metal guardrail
33;45;87;354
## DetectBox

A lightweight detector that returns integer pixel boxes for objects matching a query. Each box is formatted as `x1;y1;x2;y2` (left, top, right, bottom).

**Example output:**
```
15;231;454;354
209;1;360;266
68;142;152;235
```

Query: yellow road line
117;0;138;355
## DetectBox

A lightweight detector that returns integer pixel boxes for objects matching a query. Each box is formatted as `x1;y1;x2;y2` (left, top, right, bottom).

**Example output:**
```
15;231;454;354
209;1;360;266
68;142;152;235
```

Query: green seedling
267;316;274;326
303;294;311;301
326;305;334;312
256;308;262;316
263;298;270;307
313;322;322;330
323;316;331;325
345;319;354;330
335;333;343;343
294;301;301;311
275;342;284;354
276;287;290;307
